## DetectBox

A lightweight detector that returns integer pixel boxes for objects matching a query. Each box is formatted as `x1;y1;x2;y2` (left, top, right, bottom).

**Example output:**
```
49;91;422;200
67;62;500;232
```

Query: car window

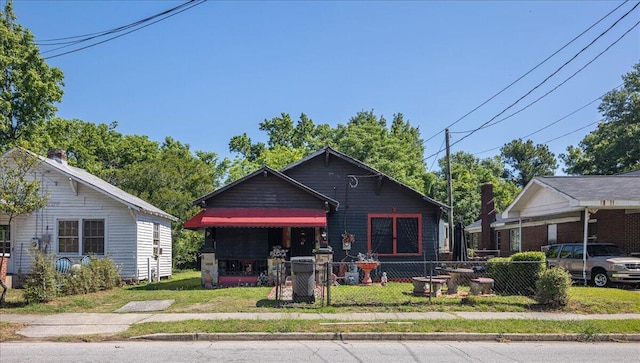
559;245;573;258
587;244;629;257
573;246;584;259
546;245;561;258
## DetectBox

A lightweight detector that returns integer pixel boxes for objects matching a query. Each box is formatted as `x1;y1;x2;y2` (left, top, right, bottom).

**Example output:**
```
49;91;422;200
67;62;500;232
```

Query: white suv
544;243;640;287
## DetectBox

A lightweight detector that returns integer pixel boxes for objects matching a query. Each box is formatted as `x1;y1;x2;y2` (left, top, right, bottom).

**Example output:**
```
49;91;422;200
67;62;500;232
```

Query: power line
451;16;640;147
471;89;612;156
37;1;200;45
422;0;630;144
42;0;206;59
423;5;640;162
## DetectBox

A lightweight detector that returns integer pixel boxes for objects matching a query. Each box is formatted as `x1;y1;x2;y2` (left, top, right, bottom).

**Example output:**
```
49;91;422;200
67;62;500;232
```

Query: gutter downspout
583;208;589;286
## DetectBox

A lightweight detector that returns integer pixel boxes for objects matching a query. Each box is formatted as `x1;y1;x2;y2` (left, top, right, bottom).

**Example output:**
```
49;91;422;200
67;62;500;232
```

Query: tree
501;138;557;187
113;137;229;269
431;151;520;226
0;1;64;150
561;63;640;175
228;110;431;193
0;148;49;304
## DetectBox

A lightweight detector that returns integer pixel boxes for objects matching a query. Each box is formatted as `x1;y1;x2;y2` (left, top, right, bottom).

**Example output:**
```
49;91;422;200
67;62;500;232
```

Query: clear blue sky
10;0;640;172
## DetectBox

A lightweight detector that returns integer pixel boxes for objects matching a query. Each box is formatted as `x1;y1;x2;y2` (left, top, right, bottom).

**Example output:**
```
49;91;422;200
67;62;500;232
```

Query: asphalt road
2;341;639;363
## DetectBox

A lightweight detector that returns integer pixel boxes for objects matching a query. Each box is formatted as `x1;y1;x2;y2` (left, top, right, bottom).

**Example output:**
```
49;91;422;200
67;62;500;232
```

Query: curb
130;332;640;342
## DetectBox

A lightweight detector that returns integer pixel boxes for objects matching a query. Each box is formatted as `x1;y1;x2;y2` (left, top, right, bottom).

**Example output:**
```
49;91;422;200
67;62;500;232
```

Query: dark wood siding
204;172;327;210
284;153;441;261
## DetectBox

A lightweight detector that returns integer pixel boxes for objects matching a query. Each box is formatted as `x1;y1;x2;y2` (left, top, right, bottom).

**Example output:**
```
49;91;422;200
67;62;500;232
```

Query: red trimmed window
368;214;422;256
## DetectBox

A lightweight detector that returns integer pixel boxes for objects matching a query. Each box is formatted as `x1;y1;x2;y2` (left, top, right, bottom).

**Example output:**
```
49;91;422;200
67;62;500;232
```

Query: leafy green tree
0;149;49;304
113;137;229;269
228;110;431;193
0;1;64;150
432;151;520;226
501;138;557;187
561;63;640;175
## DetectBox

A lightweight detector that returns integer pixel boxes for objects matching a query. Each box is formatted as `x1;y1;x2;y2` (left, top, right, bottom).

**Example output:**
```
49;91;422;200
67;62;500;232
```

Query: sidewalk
2;312;640;341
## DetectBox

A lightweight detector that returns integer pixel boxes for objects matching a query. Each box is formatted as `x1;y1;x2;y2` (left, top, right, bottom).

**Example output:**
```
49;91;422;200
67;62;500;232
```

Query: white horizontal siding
3;163;172;280
136;215;173;280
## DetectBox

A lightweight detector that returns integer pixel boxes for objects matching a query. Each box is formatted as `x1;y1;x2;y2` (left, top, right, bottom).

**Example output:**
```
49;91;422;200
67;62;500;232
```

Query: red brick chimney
480;183;496;250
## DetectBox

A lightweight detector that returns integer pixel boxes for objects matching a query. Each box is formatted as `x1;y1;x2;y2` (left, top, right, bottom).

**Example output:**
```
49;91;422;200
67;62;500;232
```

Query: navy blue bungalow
184;146;448;287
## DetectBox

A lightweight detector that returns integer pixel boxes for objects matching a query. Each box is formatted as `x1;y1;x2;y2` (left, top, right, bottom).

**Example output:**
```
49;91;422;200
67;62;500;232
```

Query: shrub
23;249;58;304
535;267;572;307
509;251;546;296
59;256;122;296
486;257;511;293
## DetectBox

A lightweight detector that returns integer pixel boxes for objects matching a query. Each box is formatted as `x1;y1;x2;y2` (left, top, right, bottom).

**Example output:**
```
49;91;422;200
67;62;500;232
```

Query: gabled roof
281;146;449;210
503;175;640;219
193;165;340;209
3;148;178;221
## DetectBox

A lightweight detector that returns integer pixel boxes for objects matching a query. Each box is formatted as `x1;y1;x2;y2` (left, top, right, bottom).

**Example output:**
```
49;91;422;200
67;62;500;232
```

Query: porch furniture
440;268;475;294
55;257;72;274
412;276;446;297
469;277;495;295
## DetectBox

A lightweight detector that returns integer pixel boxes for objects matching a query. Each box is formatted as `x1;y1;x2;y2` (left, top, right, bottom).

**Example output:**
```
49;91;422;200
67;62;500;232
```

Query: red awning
183;208;327;229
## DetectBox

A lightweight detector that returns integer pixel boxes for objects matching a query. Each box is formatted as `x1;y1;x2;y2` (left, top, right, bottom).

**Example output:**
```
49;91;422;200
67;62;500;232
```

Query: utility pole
445;129;454;253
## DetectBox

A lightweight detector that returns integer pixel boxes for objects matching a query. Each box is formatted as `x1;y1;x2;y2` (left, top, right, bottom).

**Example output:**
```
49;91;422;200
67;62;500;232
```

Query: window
547;224;557;244
58;220;79;253
495;230;501;250
545;245;561;258
83;219;104;254
559;245;574;258
470;233;479;249
153;223;160;247
509;229;520;251
0;225;10;256
58;219;105;255
369;214;422;255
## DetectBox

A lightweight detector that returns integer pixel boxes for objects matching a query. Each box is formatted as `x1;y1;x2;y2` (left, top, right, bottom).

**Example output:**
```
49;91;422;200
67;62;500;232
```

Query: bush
486;257;511;293
535;267;573;307
60;256;122;296
509;251;546;296
23;249;59;304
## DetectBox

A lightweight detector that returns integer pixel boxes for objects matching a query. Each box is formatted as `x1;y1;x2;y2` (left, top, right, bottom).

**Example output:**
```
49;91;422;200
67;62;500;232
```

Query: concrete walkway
2;312;640;341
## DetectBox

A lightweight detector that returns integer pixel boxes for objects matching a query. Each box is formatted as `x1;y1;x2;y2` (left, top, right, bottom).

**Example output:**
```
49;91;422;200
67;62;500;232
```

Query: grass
1;270;639;341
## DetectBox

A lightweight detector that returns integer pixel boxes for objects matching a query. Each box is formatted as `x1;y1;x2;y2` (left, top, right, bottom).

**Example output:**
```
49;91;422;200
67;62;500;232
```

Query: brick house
466;172;640;257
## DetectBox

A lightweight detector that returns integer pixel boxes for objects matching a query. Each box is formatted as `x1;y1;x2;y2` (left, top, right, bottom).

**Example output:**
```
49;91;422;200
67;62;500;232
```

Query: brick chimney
47;148;67;163
480;182;496;250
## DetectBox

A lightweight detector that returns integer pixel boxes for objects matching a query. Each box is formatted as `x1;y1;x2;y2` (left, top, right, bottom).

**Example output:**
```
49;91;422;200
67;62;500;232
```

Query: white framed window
509;229;520;252
58;220;79;253
83;219;104;254
0;224;10;256
547;224;557;244
153;223;160;247
58;219;105;255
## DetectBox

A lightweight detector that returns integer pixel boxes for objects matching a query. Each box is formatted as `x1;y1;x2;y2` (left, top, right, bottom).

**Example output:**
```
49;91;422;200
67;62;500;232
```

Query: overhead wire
37;0;200;46
423;2;640;162
450;15;640;148
422;0;630;144
41;0;206;59
471;85;621;156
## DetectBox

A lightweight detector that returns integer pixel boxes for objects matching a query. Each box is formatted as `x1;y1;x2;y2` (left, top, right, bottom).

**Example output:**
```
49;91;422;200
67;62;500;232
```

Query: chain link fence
267;259;547;307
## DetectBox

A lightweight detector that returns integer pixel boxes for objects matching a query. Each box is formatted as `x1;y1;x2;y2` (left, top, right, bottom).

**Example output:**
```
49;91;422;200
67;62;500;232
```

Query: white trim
491;216;581;231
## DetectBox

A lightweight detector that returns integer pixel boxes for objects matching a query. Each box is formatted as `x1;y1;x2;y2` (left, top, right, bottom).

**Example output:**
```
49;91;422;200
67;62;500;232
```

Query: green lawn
2;270;639;315
2;270;639;341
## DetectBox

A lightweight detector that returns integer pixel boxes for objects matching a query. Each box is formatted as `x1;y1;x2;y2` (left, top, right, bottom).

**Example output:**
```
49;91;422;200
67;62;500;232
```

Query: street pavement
2;311;640;341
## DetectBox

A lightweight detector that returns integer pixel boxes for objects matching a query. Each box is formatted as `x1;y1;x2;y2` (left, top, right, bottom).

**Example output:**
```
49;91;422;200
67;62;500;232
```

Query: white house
0;148;178;282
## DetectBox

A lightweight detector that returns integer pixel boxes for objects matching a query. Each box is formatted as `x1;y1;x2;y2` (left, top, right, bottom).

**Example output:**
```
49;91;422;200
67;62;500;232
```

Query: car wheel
591;269;610;287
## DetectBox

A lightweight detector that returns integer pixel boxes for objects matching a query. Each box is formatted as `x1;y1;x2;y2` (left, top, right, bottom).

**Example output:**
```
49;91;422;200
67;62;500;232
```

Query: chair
80;255;91;266
55;257;72;274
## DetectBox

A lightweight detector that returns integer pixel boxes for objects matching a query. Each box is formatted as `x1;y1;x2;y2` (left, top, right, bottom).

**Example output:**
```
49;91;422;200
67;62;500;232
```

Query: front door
290;227;315;257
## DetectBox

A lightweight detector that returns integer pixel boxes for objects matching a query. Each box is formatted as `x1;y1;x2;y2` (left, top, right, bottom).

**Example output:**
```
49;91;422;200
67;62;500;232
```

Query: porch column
582;208;589;285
